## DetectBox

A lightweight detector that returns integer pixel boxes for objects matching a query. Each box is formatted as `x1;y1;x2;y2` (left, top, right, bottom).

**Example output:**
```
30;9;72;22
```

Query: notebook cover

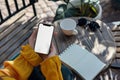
59;44;106;80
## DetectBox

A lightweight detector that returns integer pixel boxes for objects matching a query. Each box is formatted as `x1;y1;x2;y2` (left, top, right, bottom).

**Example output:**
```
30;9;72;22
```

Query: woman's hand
38;43;57;60
28;28;57;60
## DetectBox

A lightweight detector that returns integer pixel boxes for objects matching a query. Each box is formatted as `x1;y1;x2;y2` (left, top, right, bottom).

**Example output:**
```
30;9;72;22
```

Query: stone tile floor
1;0;120;23
35;0;120;23
1;0;120;79
100;0;120;23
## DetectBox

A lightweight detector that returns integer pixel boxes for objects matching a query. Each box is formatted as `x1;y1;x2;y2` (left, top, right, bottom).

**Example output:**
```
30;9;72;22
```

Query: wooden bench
0;0;40;67
107;22;120;68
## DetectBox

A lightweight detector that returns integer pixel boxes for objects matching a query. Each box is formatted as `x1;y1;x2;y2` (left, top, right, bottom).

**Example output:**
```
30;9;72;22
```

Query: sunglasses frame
77;18;101;32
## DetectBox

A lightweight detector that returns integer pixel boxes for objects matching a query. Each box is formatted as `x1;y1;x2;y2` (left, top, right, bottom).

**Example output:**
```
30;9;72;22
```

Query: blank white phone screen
34;24;54;54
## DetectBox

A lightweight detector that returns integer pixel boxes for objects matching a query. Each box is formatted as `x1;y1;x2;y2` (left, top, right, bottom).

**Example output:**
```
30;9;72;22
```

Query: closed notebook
59;44;106;80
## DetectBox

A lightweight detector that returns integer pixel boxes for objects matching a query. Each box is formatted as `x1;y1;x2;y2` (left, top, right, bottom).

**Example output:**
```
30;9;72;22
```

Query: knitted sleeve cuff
20;44;43;66
40;56;63;80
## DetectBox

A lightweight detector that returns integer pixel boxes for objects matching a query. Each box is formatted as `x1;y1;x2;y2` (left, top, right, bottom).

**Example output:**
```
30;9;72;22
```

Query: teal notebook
59;44;106;80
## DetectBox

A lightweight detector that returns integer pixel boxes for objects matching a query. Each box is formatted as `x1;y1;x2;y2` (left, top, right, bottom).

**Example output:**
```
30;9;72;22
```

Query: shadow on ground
100;0;120;23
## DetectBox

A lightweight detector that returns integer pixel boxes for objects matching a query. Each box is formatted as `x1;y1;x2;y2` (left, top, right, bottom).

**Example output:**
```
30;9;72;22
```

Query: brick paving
100;0;120;23
29;0;120;23
1;0;120;79
1;0;120;22
31;0;120;23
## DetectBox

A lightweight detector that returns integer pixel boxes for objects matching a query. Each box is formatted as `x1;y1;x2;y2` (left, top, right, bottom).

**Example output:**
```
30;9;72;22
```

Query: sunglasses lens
78;18;87;26
88;21;100;31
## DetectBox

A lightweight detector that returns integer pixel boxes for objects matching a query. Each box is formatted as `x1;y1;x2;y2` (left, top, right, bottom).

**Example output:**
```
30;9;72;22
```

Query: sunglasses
77;18;100;32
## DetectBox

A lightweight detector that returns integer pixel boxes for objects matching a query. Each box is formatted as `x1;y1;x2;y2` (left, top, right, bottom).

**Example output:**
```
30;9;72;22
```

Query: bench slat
113;31;120;36
115;37;120;42
116;47;120;53
0;16;26;46
0;17;39;66
0;11;25;33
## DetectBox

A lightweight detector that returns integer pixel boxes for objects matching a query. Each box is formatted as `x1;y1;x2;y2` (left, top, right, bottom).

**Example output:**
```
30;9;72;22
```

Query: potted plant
49;0;102;22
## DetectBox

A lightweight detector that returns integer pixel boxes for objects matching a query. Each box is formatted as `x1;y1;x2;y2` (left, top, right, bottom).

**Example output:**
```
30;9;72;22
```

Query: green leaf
90;5;97;14
53;6;81;22
48;0;70;3
89;4;98;17
48;0;59;2
63;0;70;3
53;4;67;22
52;0;98;21
64;8;81;17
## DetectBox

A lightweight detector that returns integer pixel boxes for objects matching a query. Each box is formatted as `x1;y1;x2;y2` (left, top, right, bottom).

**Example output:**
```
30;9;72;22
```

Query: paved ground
100;0;120;23
34;0;120;23
32;0;120;23
33;0;120;23
1;0;120;79
1;0;120;23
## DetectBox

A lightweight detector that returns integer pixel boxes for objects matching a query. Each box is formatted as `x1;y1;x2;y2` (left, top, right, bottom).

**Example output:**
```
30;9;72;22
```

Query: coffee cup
60;18;78;36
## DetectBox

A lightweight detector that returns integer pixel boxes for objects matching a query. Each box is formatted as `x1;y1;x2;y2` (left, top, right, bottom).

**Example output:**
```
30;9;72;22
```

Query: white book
34;24;54;54
59;44;106;80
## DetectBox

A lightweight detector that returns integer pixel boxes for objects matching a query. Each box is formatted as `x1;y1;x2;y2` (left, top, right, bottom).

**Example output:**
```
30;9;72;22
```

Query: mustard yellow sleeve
0;44;42;80
0;71;16;80
40;56;63;80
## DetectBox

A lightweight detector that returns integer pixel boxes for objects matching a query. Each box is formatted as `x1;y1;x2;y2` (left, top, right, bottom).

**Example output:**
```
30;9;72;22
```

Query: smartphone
34;24;54;54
